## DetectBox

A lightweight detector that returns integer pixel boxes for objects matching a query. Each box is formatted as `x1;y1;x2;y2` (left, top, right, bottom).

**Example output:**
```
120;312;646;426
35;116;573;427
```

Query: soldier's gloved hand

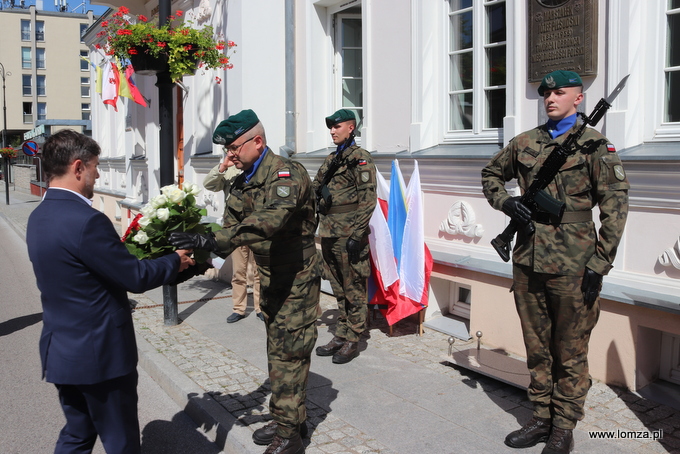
346;238;362;263
169;232;218;252
581;267;603;308
502;197;532;226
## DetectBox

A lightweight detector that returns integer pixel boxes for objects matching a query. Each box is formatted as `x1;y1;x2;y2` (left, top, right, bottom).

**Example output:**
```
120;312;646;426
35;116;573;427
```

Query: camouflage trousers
321;237;370;342
512;264;601;430
259;254;321;439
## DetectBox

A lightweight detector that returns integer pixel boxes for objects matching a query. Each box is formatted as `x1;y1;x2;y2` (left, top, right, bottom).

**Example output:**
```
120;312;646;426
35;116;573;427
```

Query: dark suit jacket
27;189;179;385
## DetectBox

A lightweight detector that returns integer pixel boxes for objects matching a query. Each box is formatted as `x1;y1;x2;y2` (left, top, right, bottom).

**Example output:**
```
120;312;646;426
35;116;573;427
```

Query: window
36;21;45;41
667;1;680;122
37;75;46;96
80;50;89;71
80;23;88;42
22;47;32;69
82;103;91;121
448;0;506;134
335;13;363;130
21;20;30;41
22;74;32;96
37;103;47;121
81;77;90;97
36;48;46;69
23;102;33;124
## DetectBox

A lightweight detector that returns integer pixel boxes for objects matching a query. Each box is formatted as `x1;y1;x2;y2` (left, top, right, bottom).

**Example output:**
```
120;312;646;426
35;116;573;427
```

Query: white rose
165;187;186;204
150;194;168;208
141;205;156;219
156;207;170;222
161;184;178;196
184;183;201;196
134;230;149;244
138;216;152;228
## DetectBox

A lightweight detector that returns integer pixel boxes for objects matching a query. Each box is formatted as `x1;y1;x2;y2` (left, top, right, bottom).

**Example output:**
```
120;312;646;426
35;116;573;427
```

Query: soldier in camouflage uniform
313;109;377;364
170;110;319;454
481;71;629;454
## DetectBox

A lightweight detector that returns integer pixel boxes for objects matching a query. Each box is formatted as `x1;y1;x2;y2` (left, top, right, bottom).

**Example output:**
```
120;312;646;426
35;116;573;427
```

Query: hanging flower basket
97;6;236;83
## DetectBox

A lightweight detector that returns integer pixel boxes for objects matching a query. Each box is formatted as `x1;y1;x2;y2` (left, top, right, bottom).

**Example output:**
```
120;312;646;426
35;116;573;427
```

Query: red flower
117;29;133;35
95;43;102;49
119;6;129;15
176;10;183;16
215;76;222;84
156;41;167;48
101;20;109;27
128;47;138;55
138;14;148;22
216;43;225;50
219;57;229;65
227;41;236;47
122;213;143;242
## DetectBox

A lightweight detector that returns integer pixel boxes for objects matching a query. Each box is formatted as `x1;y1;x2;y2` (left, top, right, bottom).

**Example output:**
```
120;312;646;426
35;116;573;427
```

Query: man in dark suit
26;129;194;454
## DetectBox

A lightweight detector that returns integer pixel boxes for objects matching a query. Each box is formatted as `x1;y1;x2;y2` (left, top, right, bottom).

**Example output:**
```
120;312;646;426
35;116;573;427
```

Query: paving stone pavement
3;186;680;453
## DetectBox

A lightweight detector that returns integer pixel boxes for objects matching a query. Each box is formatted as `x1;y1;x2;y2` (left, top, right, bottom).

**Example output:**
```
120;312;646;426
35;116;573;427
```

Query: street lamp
0;61;11;205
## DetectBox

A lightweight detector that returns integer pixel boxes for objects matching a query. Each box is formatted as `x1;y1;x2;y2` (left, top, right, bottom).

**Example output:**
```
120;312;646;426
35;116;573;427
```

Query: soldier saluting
481;71;629;454
313;109;377;364
170;110;320;454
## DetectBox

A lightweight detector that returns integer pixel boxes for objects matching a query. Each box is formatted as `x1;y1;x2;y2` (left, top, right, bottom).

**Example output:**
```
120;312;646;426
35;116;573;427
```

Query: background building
0;3;98;151
85;0;680;404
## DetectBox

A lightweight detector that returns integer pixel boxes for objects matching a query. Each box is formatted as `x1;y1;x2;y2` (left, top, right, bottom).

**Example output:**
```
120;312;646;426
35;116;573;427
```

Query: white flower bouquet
122;183;221;264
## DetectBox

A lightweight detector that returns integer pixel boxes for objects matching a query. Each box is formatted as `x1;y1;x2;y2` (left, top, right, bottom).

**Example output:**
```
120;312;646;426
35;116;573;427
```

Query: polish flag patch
607;143;616;153
278;170;291;178
358;159;368;166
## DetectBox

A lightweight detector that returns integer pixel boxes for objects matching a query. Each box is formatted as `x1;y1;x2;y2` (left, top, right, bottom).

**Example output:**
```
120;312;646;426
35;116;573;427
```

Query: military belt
532;210;592;225
326;203;358;215
253;244;317;267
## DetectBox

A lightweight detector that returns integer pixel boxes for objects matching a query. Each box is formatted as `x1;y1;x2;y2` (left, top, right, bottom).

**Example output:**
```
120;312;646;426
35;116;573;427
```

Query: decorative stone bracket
439;201;484;238
659;237;680;271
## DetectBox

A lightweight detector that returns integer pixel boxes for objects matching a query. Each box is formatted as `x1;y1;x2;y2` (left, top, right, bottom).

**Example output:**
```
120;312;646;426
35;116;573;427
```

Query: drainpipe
280;0;296;157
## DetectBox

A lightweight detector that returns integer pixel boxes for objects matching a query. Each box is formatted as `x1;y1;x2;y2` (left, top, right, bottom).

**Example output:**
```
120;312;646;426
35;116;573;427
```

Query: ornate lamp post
1;62;11;205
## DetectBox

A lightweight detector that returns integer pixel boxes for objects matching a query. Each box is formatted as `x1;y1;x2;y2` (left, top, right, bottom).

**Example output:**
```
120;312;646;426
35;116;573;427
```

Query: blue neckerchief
546;113;577;139
335;138;356;155
244;147;268;183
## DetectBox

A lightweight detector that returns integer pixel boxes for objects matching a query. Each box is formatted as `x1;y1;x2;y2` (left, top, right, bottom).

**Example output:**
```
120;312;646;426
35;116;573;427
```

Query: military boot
542;427;573;454
263;433;304;454
332;341;358;364
504;416;551;448
253;420;308;446
315;336;345;356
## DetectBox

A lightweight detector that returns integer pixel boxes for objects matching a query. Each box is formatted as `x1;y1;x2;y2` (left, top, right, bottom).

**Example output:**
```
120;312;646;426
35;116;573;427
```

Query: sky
1;0;110;15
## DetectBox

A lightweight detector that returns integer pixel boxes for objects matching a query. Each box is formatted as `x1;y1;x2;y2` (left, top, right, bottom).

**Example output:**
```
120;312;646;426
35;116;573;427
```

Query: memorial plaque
528;0;598;82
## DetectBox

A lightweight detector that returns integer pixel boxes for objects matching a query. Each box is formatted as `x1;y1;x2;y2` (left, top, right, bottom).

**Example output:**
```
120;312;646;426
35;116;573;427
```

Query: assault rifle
491;75;629;262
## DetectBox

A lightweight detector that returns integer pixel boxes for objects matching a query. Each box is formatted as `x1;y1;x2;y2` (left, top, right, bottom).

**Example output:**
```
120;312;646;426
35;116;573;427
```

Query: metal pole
158;0;178;325
1;62;10;205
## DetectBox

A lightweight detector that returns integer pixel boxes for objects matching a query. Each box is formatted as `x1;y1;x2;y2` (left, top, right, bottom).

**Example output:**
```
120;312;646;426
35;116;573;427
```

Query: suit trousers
512;264;600;430
54;370;139;454
231;245;261;314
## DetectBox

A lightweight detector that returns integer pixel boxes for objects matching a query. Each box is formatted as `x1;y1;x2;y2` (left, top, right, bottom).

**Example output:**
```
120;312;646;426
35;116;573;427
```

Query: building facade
86;0;680;397
0;5;96;149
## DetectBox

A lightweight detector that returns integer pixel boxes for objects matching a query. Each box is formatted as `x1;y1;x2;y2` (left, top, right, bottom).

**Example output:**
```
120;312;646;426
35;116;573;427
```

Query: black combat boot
263;433;304;454
315;336;345;356
504;416;551;448
253;420;308;446
332;341;358;364
542;427;573;454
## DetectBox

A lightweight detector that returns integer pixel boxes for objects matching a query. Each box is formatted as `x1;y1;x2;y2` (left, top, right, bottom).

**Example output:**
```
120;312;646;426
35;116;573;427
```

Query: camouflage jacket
203;164;241;222
481;122;630;276
214;148;318;260
312;145;377;241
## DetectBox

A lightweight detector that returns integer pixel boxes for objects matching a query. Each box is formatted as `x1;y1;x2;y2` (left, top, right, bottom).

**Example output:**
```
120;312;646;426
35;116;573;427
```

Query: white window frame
658;2;680;138
444;0;507;144
334;13;363;128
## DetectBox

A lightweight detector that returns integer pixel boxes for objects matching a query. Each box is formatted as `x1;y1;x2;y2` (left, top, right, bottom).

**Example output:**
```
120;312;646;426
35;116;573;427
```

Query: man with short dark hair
482;71;629;454
313;109;377;364
170;110;319;454
26;129;194;454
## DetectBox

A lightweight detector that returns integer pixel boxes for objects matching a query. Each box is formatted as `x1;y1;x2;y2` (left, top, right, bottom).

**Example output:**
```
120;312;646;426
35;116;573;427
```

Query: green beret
212;109;260;146
325;109;356;128
538;70;583;96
